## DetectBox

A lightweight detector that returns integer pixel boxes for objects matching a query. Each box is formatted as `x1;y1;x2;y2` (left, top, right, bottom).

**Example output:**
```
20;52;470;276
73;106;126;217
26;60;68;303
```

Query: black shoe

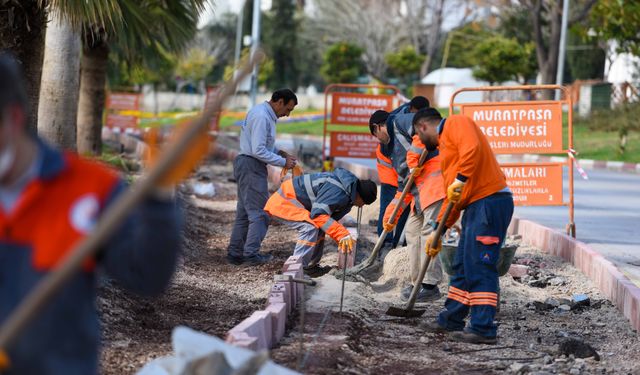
416;284;441;302
450;330;497;345
304;264;332;278
244;253;273;266
421;320;453;334
226;254;243;265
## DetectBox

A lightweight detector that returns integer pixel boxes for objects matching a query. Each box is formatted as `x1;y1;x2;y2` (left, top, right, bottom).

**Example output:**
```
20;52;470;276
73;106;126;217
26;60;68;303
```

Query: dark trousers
227;155;270;257
437;193;514;337
377;183;410;247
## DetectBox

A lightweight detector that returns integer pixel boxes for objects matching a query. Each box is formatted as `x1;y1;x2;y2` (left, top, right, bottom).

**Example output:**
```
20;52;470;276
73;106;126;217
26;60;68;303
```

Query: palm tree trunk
37;11;81;151
77;36;109;156
0;1;47;135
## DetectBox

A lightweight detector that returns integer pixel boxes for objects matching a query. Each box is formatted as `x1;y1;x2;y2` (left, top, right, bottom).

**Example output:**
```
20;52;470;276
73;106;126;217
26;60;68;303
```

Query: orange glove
383;221;396;233
447;179;465;203
411;166;424;178
338;235;355;253
424;232;442;257
146;125;210;187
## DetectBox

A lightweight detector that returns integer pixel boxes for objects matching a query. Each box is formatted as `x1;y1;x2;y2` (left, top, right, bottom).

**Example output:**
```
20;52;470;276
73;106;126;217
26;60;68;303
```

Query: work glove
383;221;396;233
410;166;424;179
338;235;355;254
424;232;442;257
447;179;466;203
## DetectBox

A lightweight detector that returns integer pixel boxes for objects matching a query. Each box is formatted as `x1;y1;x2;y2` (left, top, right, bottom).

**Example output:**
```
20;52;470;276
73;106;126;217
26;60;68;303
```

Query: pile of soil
99;159;299;374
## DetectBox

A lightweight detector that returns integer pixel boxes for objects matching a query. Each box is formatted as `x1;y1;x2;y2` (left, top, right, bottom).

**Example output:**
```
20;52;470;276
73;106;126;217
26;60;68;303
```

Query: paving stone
265;302;287;345
509;264;529;278
228;311;272;351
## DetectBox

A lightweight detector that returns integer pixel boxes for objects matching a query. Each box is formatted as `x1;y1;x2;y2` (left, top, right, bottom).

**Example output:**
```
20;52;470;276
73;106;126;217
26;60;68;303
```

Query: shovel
343;149;430;277
385;201;454;318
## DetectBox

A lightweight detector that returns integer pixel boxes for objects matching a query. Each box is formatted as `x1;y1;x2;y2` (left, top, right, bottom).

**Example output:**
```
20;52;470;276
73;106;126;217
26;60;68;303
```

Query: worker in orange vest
375;144;408;249
375;96;428;251
403;132;446;301
413;108;514;345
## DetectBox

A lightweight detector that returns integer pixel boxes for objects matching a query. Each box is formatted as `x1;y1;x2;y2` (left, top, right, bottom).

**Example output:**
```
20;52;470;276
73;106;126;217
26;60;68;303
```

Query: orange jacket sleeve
451;117;480;182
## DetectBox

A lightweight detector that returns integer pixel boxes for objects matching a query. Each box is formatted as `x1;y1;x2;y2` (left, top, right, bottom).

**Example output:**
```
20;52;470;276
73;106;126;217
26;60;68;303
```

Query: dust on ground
99;159;298;375
272;243;640;375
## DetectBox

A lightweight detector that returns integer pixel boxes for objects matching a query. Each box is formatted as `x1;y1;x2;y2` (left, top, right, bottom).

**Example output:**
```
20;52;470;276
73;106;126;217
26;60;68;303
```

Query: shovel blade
385;305;426;318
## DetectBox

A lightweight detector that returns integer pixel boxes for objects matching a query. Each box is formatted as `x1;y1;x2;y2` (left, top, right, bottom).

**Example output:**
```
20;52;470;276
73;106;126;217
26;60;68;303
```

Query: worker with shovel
264;168;377;277
375;96;428;251
369;108;444;303
412;108;514;345
0;53;181;374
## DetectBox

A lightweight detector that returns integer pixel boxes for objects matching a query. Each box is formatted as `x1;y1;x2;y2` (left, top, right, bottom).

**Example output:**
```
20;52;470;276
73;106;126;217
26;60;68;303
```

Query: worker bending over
369;106;444;303
413;108;514;345
264;168;377;276
0;53;181;374
375;96;428;249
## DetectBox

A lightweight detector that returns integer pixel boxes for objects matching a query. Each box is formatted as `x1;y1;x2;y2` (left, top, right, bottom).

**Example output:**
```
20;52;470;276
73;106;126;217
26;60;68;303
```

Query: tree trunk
0;1;47;135
37;11;81;151
77;36;109;156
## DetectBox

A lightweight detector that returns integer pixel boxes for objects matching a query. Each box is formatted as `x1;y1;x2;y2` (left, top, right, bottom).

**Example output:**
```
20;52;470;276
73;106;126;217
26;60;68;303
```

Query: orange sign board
331;92;394;125
330;131;378;159
106;113;138;129
501;163;563;206
106;93;141;111
460;101;563;154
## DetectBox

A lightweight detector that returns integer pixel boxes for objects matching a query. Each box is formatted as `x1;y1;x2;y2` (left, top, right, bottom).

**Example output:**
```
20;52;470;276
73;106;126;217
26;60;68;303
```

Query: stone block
268;292;285;306
228;311;272;351
265;302;287;345
283;255;303;272
508;264;529;279
226;331;258;351
337;251;355;269
271;283;292;315
283;271;303;305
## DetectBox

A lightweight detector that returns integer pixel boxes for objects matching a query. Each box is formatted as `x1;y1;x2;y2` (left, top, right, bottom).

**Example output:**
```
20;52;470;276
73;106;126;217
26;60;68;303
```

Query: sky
198;0;273;28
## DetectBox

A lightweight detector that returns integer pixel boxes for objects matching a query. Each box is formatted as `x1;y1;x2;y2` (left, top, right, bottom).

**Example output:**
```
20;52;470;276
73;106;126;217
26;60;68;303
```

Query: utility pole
555;0;570;100
249;0;262;109
234;1;244;68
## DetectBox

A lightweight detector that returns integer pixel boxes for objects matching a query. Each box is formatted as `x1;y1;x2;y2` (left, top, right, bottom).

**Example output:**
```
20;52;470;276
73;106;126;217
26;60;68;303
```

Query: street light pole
249;0;262;109
555;0;570;100
234;1;244;68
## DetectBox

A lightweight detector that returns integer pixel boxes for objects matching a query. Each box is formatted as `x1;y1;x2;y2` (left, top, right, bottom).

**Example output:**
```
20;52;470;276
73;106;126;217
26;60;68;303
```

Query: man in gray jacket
227;89;298;266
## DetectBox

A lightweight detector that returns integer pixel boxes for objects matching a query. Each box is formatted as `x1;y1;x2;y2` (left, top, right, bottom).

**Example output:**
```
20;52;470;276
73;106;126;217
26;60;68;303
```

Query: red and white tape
568;149;589;180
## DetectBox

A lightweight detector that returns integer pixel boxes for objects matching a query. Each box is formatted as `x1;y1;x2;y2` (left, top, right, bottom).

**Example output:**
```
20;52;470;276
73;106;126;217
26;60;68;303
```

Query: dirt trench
98;158;640;375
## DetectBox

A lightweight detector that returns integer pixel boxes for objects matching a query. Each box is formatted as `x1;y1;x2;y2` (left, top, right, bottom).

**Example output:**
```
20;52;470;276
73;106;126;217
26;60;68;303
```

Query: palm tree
37;10;81;150
71;0;208;155
0;1;47;134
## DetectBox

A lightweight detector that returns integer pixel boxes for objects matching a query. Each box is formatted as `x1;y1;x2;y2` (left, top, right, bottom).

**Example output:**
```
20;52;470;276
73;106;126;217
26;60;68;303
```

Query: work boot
244;253;273;266
421;320;453;334
226;254;243;265
450;329;497;345
402;284;441;302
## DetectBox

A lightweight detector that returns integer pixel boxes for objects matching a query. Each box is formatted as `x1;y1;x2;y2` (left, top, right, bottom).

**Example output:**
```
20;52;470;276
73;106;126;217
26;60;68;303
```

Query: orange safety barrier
449;85;576;237
322;84;402;163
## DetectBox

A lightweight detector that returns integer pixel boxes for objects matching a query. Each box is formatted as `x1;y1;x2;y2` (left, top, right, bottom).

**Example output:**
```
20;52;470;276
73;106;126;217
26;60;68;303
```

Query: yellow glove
411;166;424;178
338;235;355;253
424;232;442;257
383;221;396;233
447;179;466;203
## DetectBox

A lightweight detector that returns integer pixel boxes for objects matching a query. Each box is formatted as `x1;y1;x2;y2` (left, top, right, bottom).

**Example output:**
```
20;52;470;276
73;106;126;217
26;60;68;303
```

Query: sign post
449;85;576;237
322;84;401;165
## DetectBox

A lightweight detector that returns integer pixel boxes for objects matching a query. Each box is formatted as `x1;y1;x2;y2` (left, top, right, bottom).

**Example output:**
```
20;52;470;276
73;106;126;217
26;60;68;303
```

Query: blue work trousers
437;192;514;337
227;155;270;257
377;183;409;247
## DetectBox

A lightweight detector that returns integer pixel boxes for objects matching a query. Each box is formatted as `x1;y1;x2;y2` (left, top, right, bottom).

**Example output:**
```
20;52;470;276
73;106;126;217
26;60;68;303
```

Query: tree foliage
385;46;425;77
175;47;215;83
263;0;299;89
472;36;532;85
589;0;640;57
320;42;365;84
445;22;495;68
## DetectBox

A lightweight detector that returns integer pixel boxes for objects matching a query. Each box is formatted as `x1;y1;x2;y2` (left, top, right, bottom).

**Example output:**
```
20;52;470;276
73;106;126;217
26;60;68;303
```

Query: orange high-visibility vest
264;179;350;242
376;144;398;186
406;135;446;212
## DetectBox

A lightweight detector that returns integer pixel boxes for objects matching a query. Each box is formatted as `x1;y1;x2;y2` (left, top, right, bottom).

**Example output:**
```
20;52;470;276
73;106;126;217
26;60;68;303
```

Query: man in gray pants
227;89;298;266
